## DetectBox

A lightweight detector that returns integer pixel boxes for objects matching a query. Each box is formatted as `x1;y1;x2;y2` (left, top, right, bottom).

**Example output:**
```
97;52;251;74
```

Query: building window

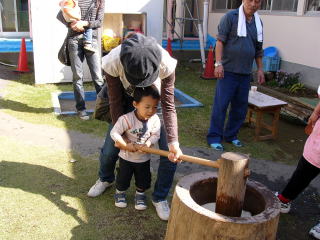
214;0;242;10
0;0;29;32
213;0;298;12
307;0;320;11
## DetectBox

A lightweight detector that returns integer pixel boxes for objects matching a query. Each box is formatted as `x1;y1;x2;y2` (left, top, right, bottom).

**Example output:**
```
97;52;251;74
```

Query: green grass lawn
1;62;306;165
0;136;167;240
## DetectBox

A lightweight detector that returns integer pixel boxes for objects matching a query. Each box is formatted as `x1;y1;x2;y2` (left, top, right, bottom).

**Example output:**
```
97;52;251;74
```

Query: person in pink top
277;99;320;239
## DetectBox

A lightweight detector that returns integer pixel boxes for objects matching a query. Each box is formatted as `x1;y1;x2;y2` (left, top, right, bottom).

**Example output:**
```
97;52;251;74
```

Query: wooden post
215;152;249;217
271;108;281;139
255;110;263;141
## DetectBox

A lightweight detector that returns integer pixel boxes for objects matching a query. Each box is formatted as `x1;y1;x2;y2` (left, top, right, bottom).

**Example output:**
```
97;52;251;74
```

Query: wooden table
246;91;287;141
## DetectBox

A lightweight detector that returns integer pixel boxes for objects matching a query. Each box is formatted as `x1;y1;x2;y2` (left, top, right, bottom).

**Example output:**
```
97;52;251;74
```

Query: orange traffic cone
201;46;215;80
16;38;30;73
166;38;173;57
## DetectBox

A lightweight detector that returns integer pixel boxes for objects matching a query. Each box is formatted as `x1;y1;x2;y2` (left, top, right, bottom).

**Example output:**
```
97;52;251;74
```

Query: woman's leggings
282;156;320;200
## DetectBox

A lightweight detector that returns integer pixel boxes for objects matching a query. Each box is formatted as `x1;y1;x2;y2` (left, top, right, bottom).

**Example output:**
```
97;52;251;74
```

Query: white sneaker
152;200;170;221
78;110;90;121
275;192;291;213
310;222;320;239
87;179;113;197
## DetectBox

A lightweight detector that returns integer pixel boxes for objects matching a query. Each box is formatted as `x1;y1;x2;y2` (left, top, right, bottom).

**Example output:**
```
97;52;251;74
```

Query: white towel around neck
237;3;263;42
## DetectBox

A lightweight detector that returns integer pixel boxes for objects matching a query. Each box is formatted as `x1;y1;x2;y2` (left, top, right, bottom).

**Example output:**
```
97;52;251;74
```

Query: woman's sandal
209;143;224;151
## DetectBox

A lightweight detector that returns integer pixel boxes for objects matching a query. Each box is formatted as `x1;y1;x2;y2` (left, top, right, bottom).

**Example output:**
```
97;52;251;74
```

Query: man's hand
257;69;265;85
70;20;88;32
168;144;183;163
214;65;224;79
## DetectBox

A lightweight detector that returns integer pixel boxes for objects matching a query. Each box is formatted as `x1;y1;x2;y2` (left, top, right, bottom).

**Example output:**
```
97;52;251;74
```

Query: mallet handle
140;146;220;169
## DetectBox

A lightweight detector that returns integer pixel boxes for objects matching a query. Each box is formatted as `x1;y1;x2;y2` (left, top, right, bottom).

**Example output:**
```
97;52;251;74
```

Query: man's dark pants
68;36;104;111
207;71;251;144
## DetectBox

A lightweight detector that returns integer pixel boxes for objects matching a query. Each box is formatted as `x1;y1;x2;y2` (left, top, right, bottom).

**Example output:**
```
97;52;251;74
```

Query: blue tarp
0;38;33;53
162;34;216;51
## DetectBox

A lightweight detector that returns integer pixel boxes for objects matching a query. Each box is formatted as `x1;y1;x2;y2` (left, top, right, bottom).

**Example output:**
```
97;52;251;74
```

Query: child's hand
126;143;137;152
114;141;121;149
135;143;149;153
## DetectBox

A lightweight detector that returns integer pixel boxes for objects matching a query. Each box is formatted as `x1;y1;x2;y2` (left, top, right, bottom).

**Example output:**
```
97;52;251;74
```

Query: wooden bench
246;91;287;141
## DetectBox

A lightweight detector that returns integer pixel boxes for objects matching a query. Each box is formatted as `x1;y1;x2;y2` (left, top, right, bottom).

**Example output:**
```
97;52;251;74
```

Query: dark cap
120;33;162;87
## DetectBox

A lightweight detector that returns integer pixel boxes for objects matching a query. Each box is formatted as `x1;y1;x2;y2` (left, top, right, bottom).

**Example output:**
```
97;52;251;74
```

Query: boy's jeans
83;28;93;44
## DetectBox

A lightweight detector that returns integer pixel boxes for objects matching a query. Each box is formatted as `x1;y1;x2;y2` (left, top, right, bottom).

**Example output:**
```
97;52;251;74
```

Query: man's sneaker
275;192;291;213
135;192;147;211
310;222;320;239
87;179;113;197
84;44;96;53
152;200;170;221
115;192;127;208
78;110;89;120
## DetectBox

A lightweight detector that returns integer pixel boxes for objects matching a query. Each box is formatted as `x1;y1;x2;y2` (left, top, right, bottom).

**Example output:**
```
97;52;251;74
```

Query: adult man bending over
88;33;182;221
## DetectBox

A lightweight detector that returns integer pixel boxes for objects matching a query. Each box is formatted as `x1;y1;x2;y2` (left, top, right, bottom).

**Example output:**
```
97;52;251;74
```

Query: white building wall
208;13;320;69
105;0;164;43
31;0;164;84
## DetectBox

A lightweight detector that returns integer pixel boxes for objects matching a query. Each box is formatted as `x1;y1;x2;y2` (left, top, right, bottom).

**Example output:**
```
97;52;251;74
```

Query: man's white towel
237;4;263;42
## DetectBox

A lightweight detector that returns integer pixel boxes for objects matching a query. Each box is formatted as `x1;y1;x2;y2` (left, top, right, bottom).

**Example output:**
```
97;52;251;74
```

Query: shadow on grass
0;161;85;225
0;159;166;240
0;98;52;113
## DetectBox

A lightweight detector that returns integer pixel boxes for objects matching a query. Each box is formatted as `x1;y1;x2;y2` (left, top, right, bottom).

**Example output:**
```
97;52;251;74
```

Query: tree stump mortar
165;171;280;240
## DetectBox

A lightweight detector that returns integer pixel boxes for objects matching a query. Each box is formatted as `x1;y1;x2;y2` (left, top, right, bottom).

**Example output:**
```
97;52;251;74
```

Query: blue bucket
264;46;278;57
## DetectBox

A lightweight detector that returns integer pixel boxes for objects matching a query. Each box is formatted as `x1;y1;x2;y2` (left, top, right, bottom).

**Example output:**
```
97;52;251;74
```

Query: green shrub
289;83;305;93
274;70;301;89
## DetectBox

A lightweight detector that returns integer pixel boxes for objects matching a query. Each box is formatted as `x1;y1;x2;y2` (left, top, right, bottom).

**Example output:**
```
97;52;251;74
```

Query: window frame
0;0;30;37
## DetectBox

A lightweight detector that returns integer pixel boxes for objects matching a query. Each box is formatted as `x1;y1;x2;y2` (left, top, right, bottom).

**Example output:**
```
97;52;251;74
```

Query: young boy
59;0;95;52
110;85;161;210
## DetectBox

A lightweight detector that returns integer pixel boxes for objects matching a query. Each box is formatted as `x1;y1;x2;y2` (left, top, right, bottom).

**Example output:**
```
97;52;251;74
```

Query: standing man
68;0;105;120
207;0;265;150
87;33;182;221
